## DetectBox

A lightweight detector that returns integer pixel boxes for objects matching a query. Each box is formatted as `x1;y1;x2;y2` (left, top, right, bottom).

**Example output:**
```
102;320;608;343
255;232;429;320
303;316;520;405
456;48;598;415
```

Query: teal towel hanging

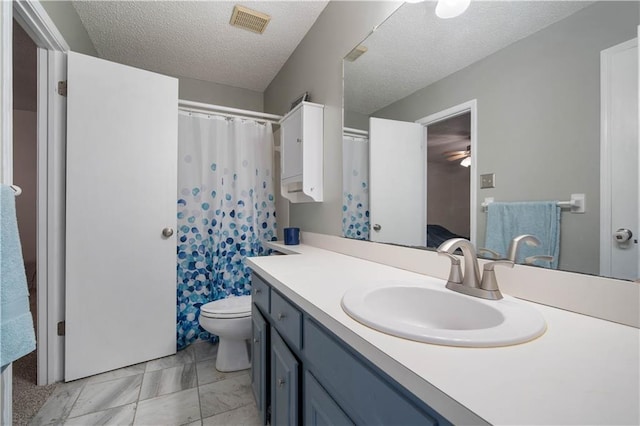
1;184;36;367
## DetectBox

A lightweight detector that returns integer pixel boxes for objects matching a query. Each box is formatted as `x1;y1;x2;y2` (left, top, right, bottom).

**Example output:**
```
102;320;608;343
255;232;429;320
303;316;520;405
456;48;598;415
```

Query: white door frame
415;99;478;246
600;37;638;278
3;0;69;388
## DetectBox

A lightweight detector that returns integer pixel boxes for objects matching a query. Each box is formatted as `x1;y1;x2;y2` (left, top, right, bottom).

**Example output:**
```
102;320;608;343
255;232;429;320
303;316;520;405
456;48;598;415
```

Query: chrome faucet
507;234;541;262
437;238;481;288
438;238;513;300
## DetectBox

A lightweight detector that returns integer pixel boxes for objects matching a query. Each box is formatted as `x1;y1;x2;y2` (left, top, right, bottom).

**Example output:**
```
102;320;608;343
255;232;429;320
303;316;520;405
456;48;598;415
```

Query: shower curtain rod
178;100;283;124
343;127;369;137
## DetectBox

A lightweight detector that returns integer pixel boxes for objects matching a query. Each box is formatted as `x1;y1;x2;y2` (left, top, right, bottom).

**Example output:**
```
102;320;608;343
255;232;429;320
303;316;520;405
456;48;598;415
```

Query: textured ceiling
72;1;328;91
345;1;593;115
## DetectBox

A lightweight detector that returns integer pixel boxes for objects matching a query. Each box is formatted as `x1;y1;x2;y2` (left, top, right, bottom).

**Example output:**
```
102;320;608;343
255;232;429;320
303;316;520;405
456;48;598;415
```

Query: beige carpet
11;282;56;426
12;350;56;426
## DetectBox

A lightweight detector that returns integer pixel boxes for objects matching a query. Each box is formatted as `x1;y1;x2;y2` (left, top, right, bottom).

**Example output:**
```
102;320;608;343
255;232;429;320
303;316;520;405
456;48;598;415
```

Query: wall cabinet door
271;327;299;426
304;371;354;426
251;305;268;425
281;107;303;180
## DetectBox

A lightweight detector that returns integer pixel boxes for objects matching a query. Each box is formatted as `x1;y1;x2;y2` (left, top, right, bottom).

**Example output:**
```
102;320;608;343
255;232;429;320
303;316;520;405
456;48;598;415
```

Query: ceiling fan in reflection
443;145;471;167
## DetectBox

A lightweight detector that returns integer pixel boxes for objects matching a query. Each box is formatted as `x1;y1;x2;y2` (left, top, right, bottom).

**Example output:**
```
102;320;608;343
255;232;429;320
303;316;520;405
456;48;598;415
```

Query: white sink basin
341;281;546;347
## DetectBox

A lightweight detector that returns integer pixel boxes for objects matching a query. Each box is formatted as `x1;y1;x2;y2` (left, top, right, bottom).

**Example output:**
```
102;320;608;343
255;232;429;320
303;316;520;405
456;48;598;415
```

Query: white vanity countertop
247;243;640;425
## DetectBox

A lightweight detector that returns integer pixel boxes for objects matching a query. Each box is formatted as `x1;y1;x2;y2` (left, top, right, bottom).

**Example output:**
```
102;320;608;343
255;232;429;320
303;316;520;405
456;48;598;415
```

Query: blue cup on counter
284;227;300;245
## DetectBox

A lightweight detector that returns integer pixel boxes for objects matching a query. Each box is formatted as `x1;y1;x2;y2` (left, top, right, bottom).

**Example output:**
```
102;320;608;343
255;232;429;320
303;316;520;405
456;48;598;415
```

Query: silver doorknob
613;228;633;243
372;224;381;232
162;227;174;238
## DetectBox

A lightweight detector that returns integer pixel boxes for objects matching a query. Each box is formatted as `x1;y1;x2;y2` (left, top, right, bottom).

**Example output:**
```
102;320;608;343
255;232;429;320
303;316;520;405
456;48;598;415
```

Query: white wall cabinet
280;102;324;202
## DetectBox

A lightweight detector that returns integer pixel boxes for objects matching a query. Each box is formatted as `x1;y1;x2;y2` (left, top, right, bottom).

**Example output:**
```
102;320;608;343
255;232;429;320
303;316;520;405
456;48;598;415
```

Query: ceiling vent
230;5;271;34
345;45;368;62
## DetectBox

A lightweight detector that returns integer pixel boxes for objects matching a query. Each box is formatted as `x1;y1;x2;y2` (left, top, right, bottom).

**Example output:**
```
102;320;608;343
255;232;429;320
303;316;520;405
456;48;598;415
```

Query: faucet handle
524;255;554;266
483;260;514;271
480;260;514;295
438;251;463;285
478;247;502;259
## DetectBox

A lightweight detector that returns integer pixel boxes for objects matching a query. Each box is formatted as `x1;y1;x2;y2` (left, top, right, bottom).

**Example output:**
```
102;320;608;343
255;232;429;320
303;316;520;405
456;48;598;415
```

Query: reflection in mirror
343;1;639;280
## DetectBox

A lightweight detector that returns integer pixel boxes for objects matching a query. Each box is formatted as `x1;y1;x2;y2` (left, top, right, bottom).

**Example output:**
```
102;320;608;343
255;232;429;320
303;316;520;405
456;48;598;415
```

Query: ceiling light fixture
460;156;471;167
435;0;471;19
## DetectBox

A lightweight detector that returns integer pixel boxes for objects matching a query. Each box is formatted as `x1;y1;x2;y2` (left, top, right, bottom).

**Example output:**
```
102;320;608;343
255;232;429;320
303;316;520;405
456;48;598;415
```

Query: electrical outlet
481;173;495;189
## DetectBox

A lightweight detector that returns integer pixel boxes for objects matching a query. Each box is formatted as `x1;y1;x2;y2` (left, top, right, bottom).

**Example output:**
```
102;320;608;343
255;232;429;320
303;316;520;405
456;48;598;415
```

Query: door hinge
57;80;67;97
57;321;66;336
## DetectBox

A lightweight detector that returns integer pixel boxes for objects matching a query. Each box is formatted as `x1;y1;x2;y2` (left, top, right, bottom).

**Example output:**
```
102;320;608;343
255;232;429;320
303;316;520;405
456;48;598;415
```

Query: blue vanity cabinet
252;272;302;426
271;328;300;426
250;272;453;426
303;318;449;426
304;371;354;426
251;305;269;426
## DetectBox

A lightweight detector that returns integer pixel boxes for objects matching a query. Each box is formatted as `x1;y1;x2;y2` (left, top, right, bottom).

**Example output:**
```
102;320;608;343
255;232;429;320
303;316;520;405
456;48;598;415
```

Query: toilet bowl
199;295;252;372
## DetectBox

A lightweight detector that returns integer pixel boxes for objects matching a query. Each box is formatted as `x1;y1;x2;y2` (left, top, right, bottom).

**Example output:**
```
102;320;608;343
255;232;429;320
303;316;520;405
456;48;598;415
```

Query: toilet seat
200;295;251;319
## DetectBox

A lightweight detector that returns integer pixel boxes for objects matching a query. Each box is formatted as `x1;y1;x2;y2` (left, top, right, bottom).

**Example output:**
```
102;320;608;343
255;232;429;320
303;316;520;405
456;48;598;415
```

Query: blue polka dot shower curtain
342;135;370;240
176;112;277;349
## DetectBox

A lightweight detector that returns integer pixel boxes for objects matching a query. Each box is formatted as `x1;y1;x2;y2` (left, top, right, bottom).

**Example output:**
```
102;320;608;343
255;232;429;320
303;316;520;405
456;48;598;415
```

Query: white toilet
199;295;252;372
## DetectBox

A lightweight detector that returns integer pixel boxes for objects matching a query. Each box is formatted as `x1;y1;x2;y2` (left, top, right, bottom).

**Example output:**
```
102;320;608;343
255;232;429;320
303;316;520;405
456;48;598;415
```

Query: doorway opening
11;17;57;423
425;112;471;246
417;99;478;246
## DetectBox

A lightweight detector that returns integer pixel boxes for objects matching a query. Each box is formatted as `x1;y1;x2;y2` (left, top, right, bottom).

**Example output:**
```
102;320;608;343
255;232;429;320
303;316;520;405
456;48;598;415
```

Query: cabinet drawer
252;273;270;314
270;291;302;351
304;318;446;426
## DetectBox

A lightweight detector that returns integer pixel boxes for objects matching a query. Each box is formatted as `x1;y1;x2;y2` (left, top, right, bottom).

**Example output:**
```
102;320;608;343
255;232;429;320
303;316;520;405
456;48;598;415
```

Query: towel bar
9;185;22;196
481;193;585;213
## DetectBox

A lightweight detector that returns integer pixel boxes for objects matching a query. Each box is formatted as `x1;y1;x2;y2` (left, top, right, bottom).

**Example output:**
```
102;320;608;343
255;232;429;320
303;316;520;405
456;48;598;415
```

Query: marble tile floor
29;341;260;426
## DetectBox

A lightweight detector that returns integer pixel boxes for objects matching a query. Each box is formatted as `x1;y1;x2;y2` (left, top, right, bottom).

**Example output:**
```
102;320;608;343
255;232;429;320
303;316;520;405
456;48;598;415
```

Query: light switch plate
481;173;495;189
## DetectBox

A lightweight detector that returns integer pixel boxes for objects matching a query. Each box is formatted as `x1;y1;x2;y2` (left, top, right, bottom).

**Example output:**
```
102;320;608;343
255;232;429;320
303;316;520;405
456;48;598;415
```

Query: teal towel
1;185;36;367
485;201;561;269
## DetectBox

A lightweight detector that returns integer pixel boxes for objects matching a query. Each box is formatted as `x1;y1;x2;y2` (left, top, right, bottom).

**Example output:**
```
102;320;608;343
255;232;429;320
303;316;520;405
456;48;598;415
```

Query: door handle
613;228;633;243
162;227;174;238
372;224;381;232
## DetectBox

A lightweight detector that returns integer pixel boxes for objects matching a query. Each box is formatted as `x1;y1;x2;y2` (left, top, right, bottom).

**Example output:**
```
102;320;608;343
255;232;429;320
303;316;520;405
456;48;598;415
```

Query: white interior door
369;117;425;246
65;52;178;381
601;39;638;280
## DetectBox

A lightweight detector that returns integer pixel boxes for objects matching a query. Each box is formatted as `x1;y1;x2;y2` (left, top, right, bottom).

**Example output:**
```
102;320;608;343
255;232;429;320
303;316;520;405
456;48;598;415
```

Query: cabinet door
304;371;354;426
271;328;299;426
251;305;268;425
281;108;303;180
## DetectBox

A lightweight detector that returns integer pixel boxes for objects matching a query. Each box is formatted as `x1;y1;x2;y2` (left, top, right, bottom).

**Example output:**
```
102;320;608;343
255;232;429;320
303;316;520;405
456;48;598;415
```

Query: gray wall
39;1;97;56
344;110;369;132
178;76;263;111
373;2;638;274
264;1;401;234
13;20;37;112
13;110;37;270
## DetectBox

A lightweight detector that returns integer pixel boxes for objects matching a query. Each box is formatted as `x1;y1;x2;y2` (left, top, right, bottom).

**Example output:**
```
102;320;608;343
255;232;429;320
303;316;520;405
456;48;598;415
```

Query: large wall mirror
342;1;639;280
